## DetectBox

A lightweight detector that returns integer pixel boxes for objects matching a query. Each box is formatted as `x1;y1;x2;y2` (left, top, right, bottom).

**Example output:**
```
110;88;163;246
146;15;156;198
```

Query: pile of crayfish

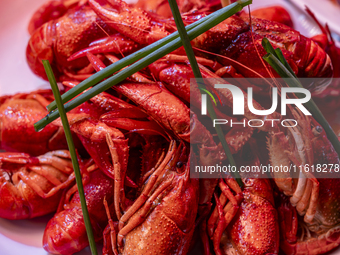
1;0;340;254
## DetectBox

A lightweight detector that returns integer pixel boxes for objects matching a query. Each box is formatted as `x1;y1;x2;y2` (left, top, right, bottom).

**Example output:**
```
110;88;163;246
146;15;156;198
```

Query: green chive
262;47;340;157
46;0;250;113
262;38;297;78
261;38;278;58
168;0;242;186
42;60;98;255
34;0;252;131
274;48;297;78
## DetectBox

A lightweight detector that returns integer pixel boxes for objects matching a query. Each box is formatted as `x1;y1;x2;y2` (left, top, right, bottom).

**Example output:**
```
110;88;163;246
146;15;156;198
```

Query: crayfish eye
312;126;323;136
176;161;184;168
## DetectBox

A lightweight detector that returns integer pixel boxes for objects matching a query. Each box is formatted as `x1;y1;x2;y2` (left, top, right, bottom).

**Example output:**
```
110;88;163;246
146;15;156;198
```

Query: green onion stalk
262;38;340;157
167;0;243;186
34;0;252;132
42;60;98;255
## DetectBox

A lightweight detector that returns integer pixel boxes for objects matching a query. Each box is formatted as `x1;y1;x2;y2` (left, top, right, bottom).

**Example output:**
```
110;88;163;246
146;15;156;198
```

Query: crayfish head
309;118;340;172
26;22;55;80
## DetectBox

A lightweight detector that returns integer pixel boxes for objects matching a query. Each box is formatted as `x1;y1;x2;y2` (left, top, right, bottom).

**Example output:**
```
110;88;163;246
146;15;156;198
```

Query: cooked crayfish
268;110;340;254
0;90;69;156
199;141;280;255
0;150;74;219
86;0;332;87
43;165;116;254
28;0;85;35
26;0;334;88
26;3;139;80
103;141;199;255
306;7;340;120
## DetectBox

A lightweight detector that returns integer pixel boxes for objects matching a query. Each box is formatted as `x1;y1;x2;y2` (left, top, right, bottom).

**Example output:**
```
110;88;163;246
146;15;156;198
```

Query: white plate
0;0;50;96
0;0;339;254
